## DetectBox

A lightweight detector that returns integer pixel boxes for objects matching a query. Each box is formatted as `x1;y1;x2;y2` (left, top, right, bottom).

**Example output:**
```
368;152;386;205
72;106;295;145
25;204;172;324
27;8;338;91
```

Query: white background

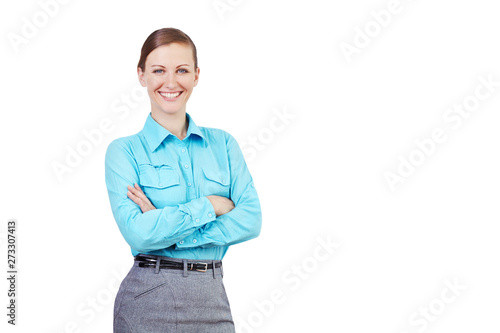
1;0;500;332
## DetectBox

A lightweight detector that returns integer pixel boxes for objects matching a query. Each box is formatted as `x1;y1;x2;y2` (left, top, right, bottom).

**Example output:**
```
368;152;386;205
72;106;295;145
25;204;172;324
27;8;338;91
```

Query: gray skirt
113;256;235;333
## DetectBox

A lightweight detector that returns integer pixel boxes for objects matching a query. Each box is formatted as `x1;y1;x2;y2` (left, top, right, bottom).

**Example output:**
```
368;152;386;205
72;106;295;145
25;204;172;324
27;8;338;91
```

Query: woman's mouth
159;91;182;101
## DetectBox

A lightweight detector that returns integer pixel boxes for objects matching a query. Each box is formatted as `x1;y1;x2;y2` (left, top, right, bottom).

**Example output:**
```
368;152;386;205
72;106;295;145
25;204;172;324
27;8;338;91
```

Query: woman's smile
159;90;183;101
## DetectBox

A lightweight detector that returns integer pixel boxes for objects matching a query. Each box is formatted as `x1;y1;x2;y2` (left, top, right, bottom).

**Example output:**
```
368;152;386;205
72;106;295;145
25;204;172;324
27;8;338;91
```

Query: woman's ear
137;67;147;87
193;67;200;87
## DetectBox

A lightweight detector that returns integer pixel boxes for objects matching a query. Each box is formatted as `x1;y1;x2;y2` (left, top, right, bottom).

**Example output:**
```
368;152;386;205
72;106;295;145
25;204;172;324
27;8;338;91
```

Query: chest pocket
202;167;230;197
138;164;182;207
139;164;180;189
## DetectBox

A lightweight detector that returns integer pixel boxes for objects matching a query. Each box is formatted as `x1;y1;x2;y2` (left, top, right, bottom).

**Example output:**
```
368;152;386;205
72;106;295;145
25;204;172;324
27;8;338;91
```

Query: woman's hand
206;195;235;216
127;184;156;213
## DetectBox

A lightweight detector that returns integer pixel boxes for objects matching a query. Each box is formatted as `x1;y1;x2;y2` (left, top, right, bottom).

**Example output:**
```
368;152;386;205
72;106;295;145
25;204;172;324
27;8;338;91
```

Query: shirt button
158;183;162;187
192;239;197;243
179;240;184;245
195;218;200;223
181;148;186;153
187;183;192;187
208;213;213;218
184;164;189;169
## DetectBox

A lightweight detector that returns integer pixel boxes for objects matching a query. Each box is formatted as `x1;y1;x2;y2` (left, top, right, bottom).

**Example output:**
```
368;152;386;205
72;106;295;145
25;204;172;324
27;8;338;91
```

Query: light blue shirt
105;113;262;260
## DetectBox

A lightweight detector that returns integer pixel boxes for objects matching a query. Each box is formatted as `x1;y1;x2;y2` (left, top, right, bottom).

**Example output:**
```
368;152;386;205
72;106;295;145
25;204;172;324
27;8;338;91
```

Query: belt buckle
195;262;208;272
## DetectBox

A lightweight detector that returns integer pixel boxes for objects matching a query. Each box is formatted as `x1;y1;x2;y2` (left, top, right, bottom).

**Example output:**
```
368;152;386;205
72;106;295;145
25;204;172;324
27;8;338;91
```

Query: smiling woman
104;28;262;333
138;42;199;128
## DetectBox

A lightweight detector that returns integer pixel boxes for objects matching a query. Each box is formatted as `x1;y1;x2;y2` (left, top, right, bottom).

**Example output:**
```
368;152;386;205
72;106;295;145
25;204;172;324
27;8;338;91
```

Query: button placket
179;143;195;196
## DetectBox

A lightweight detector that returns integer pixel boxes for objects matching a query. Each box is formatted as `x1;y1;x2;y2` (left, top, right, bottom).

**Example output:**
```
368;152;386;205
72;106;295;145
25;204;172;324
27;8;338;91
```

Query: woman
105;27;262;332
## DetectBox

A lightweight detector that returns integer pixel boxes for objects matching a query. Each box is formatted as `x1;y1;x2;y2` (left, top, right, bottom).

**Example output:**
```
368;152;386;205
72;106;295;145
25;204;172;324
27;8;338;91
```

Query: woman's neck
151;110;188;140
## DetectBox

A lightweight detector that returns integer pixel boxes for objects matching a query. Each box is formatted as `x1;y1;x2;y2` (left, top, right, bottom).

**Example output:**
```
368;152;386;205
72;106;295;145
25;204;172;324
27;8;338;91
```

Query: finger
128;184;140;194
134;183;146;195
127;185;143;198
130;184;150;202
127;190;138;203
127;190;144;207
128;184;157;212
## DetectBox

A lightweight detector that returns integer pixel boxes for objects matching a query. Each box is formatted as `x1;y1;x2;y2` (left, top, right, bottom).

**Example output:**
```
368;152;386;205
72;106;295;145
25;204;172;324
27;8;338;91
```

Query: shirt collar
142;113;206;152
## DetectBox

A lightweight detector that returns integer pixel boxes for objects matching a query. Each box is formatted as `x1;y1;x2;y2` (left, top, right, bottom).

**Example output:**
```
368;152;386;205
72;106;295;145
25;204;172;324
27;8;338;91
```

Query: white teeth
160;92;181;99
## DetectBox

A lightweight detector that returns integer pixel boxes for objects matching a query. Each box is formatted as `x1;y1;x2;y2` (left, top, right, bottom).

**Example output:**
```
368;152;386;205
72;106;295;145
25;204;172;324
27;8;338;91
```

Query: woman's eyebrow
151;64;190;68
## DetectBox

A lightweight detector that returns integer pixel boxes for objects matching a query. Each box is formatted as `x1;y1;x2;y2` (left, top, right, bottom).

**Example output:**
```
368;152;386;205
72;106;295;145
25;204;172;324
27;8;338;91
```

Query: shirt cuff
176;197;216;247
176;230;202;248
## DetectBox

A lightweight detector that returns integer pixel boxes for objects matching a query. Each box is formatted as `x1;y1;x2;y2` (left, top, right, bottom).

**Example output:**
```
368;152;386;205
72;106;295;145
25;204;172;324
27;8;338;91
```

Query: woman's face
138;43;199;118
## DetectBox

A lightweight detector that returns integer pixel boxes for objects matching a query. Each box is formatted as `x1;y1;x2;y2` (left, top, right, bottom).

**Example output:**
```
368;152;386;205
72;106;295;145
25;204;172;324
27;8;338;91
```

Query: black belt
135;255;221;272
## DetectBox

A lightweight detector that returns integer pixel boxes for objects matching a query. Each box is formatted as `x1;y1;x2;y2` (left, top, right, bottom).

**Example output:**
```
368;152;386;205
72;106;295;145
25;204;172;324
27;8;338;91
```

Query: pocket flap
202;168;229;186
139;164;180;189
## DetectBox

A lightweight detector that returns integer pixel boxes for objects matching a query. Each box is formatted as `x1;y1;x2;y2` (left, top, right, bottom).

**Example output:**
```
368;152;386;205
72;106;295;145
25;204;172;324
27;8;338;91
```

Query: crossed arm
106;133;261;252
127;183;235;216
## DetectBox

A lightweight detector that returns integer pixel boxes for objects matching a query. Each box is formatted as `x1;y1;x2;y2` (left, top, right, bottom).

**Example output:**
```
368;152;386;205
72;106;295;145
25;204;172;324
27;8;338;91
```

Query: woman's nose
164;74;177;89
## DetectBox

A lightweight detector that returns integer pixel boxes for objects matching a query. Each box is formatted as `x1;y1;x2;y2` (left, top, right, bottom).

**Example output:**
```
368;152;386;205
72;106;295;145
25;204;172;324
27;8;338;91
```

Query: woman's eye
177;68;188;74
153;69;164;74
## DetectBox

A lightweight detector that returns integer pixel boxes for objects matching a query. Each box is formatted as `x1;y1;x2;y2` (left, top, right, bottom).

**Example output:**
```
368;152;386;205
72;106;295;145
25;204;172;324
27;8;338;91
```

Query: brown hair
137;28;198;71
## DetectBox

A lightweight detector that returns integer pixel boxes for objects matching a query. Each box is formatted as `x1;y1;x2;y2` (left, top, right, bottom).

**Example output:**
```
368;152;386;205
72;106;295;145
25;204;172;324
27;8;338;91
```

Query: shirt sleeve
105;139;217;253
175;133;262;249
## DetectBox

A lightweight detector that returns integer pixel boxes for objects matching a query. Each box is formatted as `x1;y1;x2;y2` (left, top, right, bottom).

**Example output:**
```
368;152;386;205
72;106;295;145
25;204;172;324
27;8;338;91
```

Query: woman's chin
153;106;186;116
